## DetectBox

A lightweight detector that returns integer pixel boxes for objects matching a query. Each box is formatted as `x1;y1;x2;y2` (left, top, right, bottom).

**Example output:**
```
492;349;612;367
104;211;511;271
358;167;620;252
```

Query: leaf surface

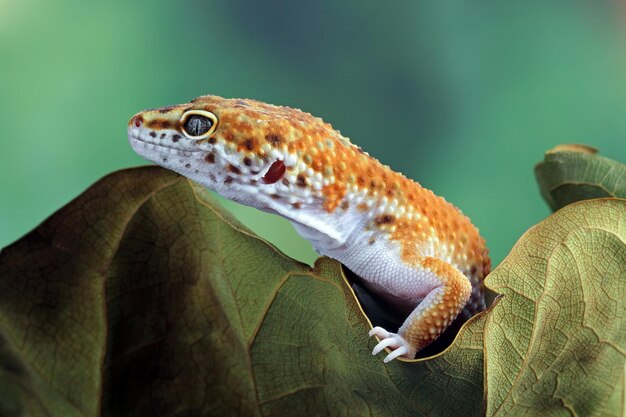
484;198;626;417
0;166;486;417
2;166;623;417
535;145;626;211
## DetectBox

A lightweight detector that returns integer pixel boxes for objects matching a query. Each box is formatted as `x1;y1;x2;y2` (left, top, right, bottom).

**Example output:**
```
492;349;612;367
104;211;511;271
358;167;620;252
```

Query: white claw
372;337;400;355
368;326;413;363
384;346;409;363
368;326;391;339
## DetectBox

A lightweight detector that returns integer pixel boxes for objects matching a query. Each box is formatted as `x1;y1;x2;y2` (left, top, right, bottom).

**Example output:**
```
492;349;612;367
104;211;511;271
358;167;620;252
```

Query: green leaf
4;165;623;417
0;166;487;417
534;144;626;211
483;198;626;417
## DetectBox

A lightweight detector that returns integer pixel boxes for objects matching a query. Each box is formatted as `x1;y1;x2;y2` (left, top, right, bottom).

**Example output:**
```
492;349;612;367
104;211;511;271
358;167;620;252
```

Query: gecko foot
368;326;414;363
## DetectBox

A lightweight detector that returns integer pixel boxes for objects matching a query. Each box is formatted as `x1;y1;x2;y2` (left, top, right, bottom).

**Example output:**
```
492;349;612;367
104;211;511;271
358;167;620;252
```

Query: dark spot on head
370;180;377;189
265;134;282;146
160;133;166;139
205;153;215;164
243;157;252;166
209;174;216;182
281;178;290;186
228;165;241;175
375;215;395;225
224;177;233;184
172;134;181;143
147;119;173;130
158;106;175;113
340;201;350;210
162;157;168;162
296;175;307;187
208;137;216;144
249;179;257;185
244;138;255;151
194;170;199;174
149;131;157;138
292;202;301;209
226;133;235;142
357;176;365;186
270;194;280;200
385;189;394;197
368;238;376;245
185;163;191;168
470;265;478;275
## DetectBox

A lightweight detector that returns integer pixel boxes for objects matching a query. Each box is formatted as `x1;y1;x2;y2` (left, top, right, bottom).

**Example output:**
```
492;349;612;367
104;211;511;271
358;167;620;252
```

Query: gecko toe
368;326;391;339
372;337;402;355
369;327;414;362
384;345;409;363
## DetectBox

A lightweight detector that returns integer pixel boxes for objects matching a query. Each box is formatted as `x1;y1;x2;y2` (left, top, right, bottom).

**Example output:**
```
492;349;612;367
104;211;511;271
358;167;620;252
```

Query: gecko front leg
369;257;472;363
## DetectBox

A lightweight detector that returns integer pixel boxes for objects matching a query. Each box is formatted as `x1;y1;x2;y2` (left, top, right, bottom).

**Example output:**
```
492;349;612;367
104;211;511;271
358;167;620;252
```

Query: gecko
128;95;490;363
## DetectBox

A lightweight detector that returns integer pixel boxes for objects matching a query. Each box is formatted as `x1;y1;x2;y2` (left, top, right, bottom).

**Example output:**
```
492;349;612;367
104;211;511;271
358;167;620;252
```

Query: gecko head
128;95;355;218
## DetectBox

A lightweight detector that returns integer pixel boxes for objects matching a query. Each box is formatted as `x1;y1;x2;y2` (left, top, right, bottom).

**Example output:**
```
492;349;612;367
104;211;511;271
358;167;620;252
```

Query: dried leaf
0;166;485;417
484;198;626;417
535;145;626;211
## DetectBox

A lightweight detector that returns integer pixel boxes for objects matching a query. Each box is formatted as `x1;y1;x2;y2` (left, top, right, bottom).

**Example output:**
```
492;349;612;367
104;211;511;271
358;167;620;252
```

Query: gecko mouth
129;133;204;154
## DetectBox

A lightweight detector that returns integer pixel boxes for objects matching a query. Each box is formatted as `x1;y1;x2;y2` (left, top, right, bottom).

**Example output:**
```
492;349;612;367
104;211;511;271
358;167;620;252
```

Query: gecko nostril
132;116;142;128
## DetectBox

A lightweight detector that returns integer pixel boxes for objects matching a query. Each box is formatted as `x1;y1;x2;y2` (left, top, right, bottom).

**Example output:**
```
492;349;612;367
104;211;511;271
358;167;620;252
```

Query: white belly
290;210;441;311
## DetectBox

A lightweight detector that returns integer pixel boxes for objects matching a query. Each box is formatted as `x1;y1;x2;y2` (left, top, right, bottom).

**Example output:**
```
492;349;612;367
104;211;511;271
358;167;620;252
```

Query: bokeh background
1;0;625;266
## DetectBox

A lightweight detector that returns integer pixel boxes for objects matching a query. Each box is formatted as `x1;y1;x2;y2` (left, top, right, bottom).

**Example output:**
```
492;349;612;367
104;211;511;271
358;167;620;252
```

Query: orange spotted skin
128;95;490;361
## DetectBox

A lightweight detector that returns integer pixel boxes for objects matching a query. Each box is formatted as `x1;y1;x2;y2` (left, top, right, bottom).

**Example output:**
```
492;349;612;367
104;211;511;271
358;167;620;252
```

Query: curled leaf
535;144;626;211
0;166;486;417
546;144;598;155
483;198;626;416
3;165;622;417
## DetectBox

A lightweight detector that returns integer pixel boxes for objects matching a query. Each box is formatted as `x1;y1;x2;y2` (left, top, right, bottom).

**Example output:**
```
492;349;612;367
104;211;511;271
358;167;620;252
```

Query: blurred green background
1;0;625;266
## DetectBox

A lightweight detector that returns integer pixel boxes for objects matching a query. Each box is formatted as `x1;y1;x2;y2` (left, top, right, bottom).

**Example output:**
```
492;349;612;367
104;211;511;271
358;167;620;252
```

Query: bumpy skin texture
128;95;490;362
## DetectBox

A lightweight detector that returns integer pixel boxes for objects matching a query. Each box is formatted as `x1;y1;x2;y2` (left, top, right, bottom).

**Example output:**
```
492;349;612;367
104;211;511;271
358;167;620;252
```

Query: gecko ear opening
262;160;286;184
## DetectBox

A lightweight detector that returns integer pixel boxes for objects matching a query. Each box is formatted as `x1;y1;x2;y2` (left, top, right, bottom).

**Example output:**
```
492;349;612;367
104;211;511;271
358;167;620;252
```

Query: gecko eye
262;160;286;184
180;110;218;139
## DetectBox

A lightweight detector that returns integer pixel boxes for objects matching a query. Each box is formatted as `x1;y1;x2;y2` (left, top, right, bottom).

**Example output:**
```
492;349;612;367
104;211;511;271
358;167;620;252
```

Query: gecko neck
187;169;366;254
284;205;368;254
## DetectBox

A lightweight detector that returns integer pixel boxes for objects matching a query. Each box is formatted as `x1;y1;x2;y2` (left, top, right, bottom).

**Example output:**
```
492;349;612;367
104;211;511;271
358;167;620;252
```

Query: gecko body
128;95;490;362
